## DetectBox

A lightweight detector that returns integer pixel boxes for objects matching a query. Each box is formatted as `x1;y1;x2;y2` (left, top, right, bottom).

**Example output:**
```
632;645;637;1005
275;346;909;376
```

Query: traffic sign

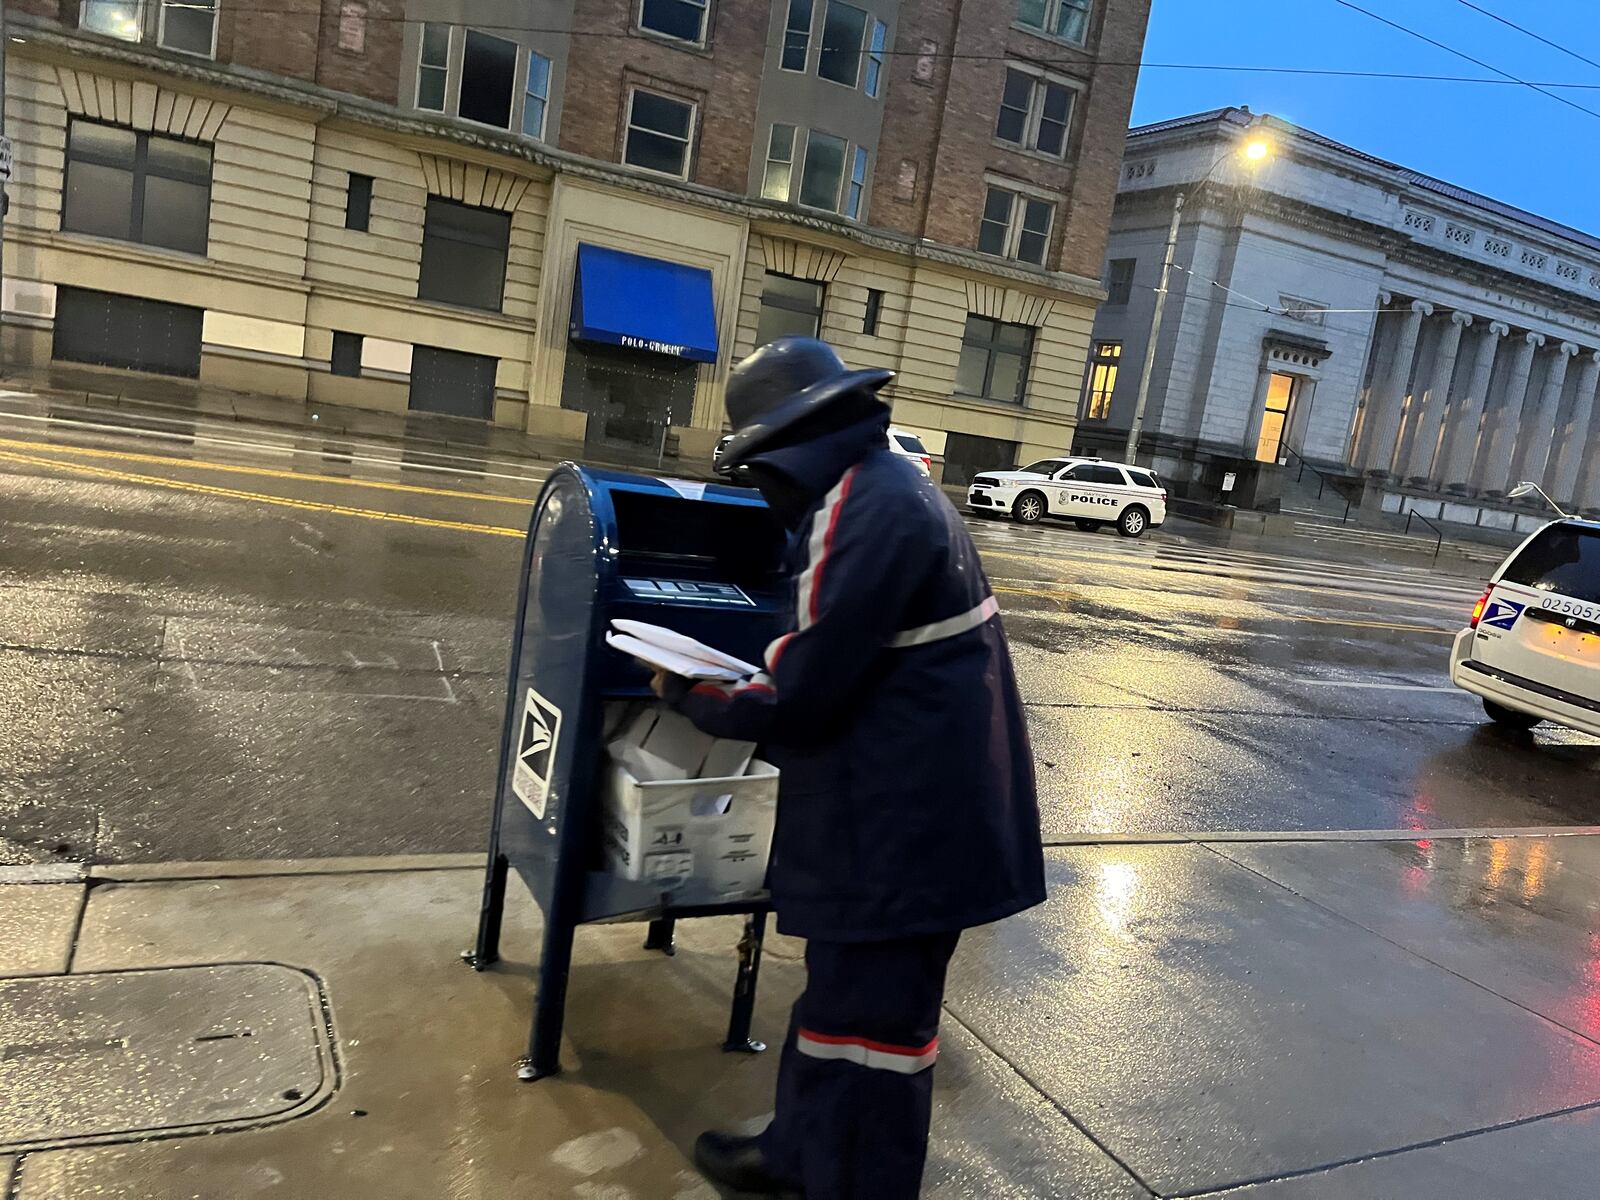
0;135;13;183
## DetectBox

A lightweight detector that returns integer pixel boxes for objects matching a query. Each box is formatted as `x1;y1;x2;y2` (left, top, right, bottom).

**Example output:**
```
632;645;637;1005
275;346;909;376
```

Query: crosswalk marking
963;524;1480;605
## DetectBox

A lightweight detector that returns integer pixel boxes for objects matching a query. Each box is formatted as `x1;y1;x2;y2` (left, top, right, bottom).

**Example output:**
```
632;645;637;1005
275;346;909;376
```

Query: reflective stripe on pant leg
796;1029;940;1074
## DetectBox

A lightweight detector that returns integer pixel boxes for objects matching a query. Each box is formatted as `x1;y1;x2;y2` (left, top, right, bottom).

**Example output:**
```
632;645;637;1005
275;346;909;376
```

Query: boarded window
54;287;203;378
410;345;497;419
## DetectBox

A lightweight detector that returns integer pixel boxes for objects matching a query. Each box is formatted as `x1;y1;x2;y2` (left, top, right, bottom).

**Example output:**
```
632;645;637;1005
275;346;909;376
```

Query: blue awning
570;244;719;363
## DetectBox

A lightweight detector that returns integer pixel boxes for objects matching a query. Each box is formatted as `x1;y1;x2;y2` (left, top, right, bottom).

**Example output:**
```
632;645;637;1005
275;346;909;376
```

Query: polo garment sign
570;243;720;363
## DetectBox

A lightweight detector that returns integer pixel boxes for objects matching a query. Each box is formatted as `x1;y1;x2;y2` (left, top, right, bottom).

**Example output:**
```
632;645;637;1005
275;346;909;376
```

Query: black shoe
693;1130;800;1197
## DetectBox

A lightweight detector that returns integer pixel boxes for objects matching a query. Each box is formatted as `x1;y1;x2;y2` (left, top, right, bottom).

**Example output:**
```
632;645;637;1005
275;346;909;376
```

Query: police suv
1450;517;1600;736
966;457;1168;538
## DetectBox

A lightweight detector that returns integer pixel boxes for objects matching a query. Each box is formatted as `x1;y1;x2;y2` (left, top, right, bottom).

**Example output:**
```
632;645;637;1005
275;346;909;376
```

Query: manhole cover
0;963;335;1151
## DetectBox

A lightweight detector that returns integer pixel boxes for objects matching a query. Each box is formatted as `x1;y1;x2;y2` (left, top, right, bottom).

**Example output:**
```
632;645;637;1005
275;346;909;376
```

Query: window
345;173;372;231
1083;340;1120;420
818;1;867;87
1016;0;1091;44
893;432;928;455
782;0;813;71
1127;468;1161;489
338;2;367;53
995;68;1073;159
1066;463;1126;485
1254;372;1295;464
799;130;847;211
524;52;551;139
63;119;211;256
459;30;518;127
863;288;884;335
1022;458;1070;475
756;273;824;347
846;146;869;220
977;186;1053;265
624;89;696;178
159;0;216;56
956;315;1033;404
865;20;887;97
417;23;450;111
1104;257;1135;306
1502;525;1600;604
418;197;510;312
639;0;709;43
81;1;145;42
762;125;797;201
330;332;363;378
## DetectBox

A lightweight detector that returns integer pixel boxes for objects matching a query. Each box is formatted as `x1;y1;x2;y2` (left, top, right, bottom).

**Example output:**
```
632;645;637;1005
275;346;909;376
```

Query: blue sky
1129;0;1600;235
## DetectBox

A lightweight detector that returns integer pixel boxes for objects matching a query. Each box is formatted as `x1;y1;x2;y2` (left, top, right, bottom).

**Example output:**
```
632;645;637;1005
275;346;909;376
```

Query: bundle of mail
605;618;760;682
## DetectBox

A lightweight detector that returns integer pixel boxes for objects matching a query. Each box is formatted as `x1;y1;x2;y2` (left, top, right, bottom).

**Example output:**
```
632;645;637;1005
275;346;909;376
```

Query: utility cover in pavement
0;964;335;1152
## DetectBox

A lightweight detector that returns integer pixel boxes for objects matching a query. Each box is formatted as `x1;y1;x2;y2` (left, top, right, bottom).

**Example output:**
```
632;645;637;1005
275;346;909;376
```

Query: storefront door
561;340;698;457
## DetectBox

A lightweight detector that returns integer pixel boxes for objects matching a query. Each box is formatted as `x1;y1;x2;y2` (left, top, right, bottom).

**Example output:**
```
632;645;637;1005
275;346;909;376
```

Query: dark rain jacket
666;412;1046;943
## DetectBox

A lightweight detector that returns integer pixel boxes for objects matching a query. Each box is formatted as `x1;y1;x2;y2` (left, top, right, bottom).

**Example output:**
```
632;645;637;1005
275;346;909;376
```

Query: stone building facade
0;0;1151;481
1080;107;1600;521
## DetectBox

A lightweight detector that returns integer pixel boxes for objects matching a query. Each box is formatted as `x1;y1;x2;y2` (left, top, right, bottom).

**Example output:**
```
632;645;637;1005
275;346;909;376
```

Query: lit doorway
1255;372;1298;464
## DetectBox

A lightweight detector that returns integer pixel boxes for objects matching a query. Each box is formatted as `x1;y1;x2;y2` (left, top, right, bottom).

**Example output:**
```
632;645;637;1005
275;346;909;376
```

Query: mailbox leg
642;916;677;956
464;852;509;970
722;911;768;1055
519;917;577;1081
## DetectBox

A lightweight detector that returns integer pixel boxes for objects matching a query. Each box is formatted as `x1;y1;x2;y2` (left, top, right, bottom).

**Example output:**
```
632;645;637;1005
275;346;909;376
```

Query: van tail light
920;456;932;470
1470;588;1491;628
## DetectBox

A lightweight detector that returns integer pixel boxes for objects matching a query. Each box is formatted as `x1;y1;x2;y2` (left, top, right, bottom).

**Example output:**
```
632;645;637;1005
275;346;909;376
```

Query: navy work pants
759;932;961;1199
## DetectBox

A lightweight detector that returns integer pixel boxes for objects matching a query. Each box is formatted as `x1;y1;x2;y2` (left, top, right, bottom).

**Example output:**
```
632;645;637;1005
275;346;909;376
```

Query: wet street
1;398;1596;865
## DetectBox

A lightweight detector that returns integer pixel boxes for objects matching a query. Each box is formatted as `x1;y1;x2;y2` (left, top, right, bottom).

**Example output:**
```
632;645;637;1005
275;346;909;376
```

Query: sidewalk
7;831;1600;1198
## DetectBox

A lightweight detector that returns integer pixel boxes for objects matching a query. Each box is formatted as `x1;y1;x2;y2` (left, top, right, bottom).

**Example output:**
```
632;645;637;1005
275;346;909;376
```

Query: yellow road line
0;435;534;506
0;447;1471;635
0;448;525;538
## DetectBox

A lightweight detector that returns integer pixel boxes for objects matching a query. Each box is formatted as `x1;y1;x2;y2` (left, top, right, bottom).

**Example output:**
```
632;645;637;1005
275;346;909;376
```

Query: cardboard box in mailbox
601;707;778;896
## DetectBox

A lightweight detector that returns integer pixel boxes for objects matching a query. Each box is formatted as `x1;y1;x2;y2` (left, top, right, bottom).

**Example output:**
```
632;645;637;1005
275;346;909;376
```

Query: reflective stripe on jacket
670;440;1045;941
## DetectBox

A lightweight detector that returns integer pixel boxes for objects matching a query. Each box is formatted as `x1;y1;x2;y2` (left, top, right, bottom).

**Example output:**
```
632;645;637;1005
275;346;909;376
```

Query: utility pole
1;0;10;352
1123;191;1184;465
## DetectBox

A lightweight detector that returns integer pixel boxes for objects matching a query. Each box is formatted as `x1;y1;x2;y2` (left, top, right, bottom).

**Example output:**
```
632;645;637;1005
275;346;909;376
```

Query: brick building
0;0;1150;478
1081;108;1600;523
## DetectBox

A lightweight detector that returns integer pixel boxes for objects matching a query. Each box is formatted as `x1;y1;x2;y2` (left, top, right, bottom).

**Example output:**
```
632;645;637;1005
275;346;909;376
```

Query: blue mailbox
467;463;789;1081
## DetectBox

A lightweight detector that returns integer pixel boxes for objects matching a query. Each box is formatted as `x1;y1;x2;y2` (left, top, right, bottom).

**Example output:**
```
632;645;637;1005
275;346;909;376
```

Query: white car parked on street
714;426;933;476
967;457;1169;538
1450;517;1600;736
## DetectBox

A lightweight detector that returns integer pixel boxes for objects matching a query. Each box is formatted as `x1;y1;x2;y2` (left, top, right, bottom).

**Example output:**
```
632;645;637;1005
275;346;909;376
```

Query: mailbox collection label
623;578;754;606
512;687;563;820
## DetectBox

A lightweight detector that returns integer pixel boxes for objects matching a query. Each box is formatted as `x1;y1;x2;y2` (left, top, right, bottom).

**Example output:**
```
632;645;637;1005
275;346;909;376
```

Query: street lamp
1507;481;1571;519
1123;121;1275;464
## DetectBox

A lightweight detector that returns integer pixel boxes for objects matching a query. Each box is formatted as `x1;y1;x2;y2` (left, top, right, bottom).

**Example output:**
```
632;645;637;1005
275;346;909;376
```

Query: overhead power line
1454;0;1600;75
1332;0;1600;123
73;5;1600;90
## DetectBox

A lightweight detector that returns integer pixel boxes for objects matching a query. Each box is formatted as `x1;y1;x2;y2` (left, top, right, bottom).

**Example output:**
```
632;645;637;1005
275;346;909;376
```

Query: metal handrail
1404;509;1446;562
1281;444;1354;524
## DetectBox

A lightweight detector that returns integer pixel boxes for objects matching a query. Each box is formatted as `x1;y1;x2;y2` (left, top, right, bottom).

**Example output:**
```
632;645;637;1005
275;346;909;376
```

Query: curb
0;854;484;885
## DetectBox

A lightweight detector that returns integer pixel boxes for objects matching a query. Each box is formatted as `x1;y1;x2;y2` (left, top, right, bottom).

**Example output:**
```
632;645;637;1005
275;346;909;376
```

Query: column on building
1476;331;1544;495
1551;350;1600;507
1514;341;1579;488
1360;299;1431;477
1438;319;1507;491
1404;310;1471;484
